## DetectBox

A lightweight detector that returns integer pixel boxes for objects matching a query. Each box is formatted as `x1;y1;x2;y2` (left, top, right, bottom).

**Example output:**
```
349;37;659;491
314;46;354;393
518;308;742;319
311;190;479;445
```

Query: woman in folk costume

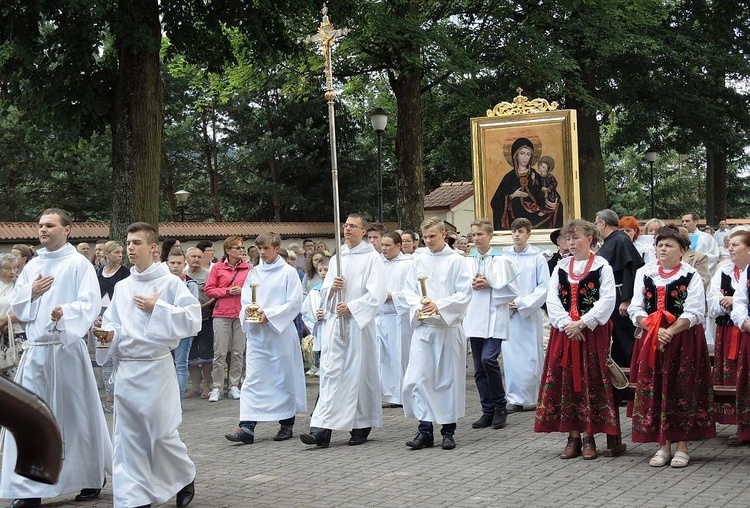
629;224;715;469
709;230;750;444
535;219;618;461
729;231;750;445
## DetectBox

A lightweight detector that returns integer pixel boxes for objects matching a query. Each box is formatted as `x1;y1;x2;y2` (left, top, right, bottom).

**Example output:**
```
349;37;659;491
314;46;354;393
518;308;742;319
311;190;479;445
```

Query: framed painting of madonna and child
471;91;581;238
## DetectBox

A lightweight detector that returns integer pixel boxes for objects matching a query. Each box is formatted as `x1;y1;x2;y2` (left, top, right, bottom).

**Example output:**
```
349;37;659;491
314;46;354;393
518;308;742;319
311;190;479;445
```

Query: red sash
560;254;595;393
641;285;676;368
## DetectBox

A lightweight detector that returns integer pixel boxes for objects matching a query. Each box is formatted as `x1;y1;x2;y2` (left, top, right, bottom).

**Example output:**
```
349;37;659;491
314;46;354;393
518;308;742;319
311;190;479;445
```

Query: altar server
465;218;518;430
225;232;306;444
300;213;387;448
503;218;550;412
377;231;418;406
403;217;472;450
2;208;111;508
96;222;201;508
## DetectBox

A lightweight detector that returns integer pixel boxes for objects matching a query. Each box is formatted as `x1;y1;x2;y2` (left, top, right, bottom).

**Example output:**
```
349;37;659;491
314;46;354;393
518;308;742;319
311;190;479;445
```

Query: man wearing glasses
301;214;387;448
204;236;252;402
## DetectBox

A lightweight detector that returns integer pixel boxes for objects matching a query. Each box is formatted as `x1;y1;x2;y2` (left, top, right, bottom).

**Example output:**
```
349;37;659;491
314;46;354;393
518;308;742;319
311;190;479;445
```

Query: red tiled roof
424;182;474;210
0;221;400;243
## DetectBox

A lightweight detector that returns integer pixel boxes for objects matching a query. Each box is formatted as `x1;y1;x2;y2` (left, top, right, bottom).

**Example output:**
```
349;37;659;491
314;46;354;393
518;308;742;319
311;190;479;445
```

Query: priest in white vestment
301;213;387;448
377;232;419;406
224;233;306;444
465;218;519;431
2;209;111;508
502;218;550;411
97;222;201;508
403;217;472;451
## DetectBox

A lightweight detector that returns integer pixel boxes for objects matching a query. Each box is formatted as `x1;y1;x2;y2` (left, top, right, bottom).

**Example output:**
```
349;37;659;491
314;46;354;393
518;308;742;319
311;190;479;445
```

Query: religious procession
2;2;750;507
0;204;748;507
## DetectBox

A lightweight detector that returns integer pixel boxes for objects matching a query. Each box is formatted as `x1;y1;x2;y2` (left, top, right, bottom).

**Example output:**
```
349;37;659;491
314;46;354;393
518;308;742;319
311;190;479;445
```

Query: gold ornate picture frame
471;90;581;244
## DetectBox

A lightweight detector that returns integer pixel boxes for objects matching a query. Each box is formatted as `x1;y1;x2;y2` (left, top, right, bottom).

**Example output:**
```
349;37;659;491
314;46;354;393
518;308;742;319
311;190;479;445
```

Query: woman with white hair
0;253;23;376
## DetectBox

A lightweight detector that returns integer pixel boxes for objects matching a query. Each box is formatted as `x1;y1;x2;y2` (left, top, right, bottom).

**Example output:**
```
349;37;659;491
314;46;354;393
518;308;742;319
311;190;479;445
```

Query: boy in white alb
502;217;550;412
403;217;473;450
224;232;307;444
96;222;201;508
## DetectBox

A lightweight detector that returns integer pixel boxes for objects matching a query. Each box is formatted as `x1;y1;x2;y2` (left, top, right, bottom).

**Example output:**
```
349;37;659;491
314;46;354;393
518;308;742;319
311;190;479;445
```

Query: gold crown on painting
486;88;559;117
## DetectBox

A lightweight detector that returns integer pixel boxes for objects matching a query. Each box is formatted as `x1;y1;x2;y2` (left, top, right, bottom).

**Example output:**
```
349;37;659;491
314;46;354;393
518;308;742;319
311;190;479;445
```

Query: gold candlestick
93;329;110;349
245;283;261;323
417;276;439;321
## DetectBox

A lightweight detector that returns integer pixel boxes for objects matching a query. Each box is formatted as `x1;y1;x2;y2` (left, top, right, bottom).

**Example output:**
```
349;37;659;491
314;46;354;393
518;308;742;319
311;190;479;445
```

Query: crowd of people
0;207;747;507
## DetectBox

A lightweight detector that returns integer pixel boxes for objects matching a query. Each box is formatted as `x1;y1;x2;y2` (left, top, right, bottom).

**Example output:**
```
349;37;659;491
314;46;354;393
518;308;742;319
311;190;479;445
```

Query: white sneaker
208;388;221;402
306;366;318;376
228;386;241;400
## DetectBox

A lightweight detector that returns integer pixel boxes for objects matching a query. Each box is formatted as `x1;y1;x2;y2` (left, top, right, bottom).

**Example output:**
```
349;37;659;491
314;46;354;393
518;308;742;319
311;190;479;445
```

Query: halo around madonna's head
503;129;542;167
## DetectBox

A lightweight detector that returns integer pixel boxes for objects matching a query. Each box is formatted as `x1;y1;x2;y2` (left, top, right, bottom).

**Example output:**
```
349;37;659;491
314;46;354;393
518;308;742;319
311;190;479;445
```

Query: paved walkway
3;363;750;507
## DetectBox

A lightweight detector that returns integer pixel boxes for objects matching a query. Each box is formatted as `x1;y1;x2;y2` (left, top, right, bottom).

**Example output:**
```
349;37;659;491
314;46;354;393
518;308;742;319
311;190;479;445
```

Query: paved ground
4;360;750;508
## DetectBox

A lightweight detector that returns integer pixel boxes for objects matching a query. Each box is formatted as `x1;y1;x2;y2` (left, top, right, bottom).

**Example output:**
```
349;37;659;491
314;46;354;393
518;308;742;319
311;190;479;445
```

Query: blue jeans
469;337;506;416
418;421;456;436
173;336;194;398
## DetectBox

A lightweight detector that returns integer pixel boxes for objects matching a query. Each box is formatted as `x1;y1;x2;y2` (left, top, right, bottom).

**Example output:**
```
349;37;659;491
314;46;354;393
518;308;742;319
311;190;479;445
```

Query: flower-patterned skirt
712;324;744;424
713;325;750;440
631;324;715;444
534;321;620;435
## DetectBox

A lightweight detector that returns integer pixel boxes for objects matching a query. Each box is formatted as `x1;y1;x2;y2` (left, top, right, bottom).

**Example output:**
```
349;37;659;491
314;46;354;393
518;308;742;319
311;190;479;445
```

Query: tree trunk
566;86;606;221
110;0;162;242
388;2;424;231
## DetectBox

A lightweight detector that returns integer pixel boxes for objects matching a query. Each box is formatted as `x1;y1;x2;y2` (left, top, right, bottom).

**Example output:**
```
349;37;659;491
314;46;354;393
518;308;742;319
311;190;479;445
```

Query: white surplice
99;262;201;508
502;244;550;407
1;243;110;501
311;242;387;431
239;256;306;421
464;247;519;340
402;245;472;424
377;253;419;405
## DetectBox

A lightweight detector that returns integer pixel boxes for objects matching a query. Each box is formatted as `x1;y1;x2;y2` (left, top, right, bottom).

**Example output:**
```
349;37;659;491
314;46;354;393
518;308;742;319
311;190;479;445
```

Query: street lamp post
174;190;190;222
645;149;657;218
370;108;388;223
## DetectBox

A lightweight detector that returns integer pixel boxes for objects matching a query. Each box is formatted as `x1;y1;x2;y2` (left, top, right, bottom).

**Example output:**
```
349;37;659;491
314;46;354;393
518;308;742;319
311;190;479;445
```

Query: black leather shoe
134;505;152;508
225;427;254;444
506;403;522;414
405;432;434;450
273;425;294;441
9;499;41;508
75;477;106;501
348;434;367;446
492;411;508;429
442;434;456;450
300;430;330;448
471;414;493;429
176;479;195;508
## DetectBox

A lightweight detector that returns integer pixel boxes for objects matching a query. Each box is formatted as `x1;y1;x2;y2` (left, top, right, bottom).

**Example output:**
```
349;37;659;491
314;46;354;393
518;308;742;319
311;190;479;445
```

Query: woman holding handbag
535;219;619;460
629;224;715;468
0;253;23;376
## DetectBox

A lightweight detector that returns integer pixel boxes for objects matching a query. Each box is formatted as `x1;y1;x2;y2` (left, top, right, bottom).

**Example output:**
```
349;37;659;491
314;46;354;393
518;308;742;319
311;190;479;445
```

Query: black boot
9;500;41;508
176;478;195;508
299;428;331;448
